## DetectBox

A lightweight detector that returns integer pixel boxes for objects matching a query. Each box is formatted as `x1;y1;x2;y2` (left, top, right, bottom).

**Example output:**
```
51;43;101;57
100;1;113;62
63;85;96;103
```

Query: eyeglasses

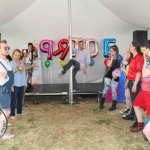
3;47;10;50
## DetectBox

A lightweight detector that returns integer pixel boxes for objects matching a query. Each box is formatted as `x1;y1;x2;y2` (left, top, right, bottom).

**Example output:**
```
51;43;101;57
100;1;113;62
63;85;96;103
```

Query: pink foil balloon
85;38;99;58
72;37;82;57
40;40;54;60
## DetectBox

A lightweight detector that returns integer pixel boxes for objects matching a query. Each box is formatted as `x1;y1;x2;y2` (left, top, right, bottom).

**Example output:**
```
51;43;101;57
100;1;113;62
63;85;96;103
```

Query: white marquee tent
0;0;148;85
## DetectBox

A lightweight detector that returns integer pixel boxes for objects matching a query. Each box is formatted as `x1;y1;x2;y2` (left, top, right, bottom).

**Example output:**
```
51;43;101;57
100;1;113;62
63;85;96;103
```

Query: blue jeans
10;86;24;116
63;59;80;90
0;86;11;111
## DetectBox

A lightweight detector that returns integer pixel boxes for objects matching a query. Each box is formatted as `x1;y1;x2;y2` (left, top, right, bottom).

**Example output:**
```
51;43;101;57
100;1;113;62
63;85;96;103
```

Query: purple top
73;48;90;69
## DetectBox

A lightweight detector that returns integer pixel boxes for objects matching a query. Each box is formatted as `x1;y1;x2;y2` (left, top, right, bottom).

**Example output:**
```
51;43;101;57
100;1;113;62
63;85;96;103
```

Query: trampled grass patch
92;108;101;114
27;118;35;123
93;119;111;125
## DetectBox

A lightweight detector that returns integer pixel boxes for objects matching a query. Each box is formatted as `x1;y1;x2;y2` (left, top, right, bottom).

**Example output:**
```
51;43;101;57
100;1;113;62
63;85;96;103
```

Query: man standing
58;39;90;92
0;40;15;139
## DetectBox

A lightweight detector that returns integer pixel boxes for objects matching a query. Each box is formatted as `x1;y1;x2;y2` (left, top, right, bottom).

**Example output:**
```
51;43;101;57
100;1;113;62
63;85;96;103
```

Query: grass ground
0;96;149;150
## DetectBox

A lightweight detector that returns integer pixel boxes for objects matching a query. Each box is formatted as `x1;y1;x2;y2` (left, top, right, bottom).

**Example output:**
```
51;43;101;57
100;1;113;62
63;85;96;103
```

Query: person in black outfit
6;55;12;62
100;45;121;111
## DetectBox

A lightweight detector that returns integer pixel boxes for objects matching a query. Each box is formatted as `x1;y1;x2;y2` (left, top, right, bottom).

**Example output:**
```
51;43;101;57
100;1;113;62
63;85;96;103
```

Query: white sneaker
120;109;130;115
73;89;80;92
58;71;66;78
11;116;18;120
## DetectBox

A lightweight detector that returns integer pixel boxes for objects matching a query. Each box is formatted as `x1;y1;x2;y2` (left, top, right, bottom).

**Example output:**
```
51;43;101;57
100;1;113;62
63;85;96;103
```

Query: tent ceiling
98;0;150;29
0;0;36;26
0;0;149;29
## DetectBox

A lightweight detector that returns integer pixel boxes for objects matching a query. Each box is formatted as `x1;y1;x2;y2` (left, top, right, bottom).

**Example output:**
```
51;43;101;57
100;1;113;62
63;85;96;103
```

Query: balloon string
90;67;92;82
50;60;52;84
83;74;85;83
47;68;48;83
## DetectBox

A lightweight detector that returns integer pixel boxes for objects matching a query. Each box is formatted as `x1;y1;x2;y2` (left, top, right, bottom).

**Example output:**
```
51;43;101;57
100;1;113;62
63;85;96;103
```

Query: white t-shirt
22;49;32;63
0;58;12;85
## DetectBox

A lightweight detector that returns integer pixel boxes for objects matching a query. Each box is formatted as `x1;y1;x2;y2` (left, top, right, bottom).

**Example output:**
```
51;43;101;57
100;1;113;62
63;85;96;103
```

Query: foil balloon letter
53;39;69;60
85;38;98;58
40;40;54;60
104;39;116;58
72;37;82;57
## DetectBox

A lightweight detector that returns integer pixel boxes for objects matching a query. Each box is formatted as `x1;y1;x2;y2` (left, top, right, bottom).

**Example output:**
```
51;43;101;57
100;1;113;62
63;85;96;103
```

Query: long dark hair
132;41;143;56
110;45;120;66
110;45;119;60
128;52;133;64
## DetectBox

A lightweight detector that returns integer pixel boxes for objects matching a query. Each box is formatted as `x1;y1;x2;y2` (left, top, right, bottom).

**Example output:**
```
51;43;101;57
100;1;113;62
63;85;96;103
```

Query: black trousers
128;80;141;119
63;59;80;90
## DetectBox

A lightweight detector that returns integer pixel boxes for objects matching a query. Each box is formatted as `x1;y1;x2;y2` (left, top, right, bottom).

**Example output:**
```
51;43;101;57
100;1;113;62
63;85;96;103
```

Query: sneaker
1;132;15;139
120;109;130;115
11;116;18;120
73;89;80;92
7;122;12;126
22;105;28;108
58;70;66;78
130;121;138;128
122;114;135;120
130;122;144;132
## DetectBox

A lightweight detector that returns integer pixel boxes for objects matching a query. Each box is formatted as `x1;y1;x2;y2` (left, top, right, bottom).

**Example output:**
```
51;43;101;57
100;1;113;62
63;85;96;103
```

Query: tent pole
147;28;149;39
68;0;73;104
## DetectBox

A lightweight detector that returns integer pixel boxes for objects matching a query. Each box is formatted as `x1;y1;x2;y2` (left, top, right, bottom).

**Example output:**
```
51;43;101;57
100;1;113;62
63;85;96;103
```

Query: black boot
109;100;117;111
99;98;105;109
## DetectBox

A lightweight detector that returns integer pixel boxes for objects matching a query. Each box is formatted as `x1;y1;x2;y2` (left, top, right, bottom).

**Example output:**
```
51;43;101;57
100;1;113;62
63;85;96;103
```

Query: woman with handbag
100;45;121;111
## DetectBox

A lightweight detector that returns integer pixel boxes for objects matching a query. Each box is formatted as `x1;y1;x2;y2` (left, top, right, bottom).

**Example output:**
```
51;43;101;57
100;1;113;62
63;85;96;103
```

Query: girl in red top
122;41;144;125
130;40;150;141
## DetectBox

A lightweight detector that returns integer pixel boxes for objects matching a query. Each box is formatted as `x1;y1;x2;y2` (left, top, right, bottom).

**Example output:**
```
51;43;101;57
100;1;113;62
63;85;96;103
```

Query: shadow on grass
92;119;111;125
